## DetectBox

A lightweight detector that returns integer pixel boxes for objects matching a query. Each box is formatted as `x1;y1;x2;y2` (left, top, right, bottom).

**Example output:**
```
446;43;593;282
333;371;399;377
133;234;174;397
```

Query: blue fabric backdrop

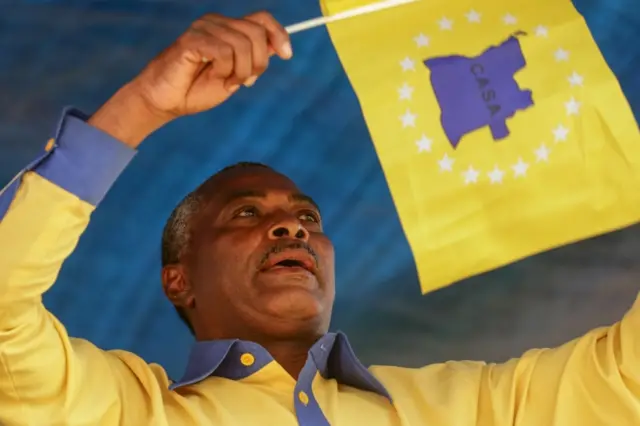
1;0;639;380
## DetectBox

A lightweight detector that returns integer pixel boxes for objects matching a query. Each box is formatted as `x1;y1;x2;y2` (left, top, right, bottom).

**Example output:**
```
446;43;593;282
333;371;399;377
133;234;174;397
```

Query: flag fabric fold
321;0;640;293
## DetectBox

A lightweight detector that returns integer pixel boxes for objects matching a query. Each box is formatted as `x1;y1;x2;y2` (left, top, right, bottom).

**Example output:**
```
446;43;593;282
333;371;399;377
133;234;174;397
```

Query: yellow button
240;353;255;367
44;138;55;152
298;391;309;406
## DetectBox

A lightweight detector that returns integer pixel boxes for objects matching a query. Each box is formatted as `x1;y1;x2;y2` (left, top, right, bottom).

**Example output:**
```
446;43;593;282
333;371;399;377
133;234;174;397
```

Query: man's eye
234;207;258;218
299;211;320;223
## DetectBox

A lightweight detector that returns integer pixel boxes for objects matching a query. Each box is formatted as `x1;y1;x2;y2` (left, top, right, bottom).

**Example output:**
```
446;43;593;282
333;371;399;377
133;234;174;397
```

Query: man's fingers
245;11;293;60
224;19;271;86
199;17;260;84
195;13;286;87
172;11;290;93
179;28;235;78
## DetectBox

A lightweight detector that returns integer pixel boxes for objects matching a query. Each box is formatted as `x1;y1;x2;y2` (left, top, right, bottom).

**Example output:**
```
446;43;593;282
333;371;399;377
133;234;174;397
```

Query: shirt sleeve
390;294;640;425
480;293;640;425
0;108;169;426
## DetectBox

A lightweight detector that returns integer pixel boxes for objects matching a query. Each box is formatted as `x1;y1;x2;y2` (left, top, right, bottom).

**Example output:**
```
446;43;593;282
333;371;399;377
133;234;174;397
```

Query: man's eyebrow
223;190;266;205
290;193;321;213
222;190;320;212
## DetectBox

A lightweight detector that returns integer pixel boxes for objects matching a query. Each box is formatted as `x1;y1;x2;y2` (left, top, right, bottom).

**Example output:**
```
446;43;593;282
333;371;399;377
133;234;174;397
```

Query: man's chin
253;277;322;315
251;269;328;322
260;287;325;319
254;267;322;296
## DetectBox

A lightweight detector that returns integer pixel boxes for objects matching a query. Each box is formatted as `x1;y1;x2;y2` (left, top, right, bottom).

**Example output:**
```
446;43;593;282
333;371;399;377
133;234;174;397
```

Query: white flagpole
285;0;418;34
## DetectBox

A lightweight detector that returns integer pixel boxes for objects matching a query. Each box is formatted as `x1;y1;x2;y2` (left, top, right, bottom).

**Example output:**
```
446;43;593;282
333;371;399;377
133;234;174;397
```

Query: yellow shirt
1;108;639;426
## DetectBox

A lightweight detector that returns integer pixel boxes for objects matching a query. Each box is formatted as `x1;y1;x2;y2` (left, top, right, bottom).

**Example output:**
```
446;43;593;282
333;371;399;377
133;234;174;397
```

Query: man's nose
268;216;309;242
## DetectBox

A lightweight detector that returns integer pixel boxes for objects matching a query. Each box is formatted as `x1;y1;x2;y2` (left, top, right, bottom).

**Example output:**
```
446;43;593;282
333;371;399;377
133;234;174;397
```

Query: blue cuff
34;107;137;206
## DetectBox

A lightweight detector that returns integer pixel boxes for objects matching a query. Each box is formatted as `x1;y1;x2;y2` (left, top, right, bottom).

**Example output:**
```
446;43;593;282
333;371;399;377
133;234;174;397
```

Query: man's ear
161;265;195;309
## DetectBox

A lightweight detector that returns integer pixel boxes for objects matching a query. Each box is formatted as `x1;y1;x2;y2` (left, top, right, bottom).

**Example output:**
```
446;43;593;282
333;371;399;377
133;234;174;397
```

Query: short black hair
161;162;272;335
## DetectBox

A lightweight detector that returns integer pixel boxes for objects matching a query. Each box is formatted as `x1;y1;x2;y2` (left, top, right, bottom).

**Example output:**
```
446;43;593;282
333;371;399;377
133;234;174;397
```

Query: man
0;10;639;426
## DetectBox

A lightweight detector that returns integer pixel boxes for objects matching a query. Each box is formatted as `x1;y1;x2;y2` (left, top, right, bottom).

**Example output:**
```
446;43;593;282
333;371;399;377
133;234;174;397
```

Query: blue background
1;0;639;380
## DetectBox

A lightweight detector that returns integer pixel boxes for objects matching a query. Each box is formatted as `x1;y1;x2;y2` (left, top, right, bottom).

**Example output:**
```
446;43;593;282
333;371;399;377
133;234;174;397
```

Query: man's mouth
260;249;317;275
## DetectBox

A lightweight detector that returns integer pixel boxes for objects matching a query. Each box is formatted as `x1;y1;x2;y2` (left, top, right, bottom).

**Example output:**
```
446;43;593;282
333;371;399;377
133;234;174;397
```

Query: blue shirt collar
170;331;391;400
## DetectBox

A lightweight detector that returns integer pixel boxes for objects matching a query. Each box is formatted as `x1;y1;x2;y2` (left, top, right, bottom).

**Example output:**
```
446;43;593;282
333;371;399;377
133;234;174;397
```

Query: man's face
179;167;335;340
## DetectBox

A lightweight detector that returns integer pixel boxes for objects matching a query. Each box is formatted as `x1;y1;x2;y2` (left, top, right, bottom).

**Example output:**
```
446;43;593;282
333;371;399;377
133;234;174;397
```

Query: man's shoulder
368;360;488;381
365;360;490;401
69;338;173;390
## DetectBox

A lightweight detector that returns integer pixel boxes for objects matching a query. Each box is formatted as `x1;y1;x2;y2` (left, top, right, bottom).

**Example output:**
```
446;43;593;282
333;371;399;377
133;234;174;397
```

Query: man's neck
194;320;326;379
261;339;317;380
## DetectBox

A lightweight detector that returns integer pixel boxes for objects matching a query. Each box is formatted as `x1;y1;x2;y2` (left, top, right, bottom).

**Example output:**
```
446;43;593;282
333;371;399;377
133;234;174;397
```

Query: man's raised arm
0;106;141;425
0;11;291;426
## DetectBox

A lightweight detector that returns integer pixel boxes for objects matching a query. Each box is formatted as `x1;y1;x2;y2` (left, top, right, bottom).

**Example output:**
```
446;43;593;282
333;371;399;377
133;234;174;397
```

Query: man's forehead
205;167;319;210
215;167;299;193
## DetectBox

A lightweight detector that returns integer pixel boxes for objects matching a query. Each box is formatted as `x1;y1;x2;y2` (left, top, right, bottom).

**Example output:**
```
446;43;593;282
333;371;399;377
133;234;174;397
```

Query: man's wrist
88;82;173;149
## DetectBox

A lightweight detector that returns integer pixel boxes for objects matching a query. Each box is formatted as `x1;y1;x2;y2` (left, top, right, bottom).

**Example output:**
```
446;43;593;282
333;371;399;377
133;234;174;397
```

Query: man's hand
88;11;292;148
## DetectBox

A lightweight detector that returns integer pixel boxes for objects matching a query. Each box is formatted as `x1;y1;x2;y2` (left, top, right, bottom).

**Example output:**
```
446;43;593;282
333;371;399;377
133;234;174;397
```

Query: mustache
259;241;319;268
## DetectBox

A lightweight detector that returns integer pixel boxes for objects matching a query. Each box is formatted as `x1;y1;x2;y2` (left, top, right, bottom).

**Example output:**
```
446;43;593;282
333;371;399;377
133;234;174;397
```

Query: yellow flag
321;0;640;293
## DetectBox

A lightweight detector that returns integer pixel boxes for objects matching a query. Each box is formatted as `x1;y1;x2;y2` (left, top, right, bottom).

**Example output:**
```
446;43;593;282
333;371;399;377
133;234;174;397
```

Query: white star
568;71;584;87
463;166;480;184
535;144;550;162
400;110;417;127
503;13;517;25
438;154;454;171
553;124;569;142
414;33;430;47
554;48;569;62
488;166;504;184
400;57;416;71
465;10;481;23
398;83;414;100
415;135;432;152
534;25;548;37
512;158;529;177
438;17;453;30
565;97;581;115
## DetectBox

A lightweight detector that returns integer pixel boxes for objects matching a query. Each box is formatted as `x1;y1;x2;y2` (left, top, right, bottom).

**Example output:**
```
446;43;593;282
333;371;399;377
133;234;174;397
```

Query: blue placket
294;353;331;426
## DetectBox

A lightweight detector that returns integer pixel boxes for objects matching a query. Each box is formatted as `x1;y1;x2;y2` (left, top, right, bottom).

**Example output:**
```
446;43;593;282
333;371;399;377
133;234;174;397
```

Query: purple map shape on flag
424;36;533;149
